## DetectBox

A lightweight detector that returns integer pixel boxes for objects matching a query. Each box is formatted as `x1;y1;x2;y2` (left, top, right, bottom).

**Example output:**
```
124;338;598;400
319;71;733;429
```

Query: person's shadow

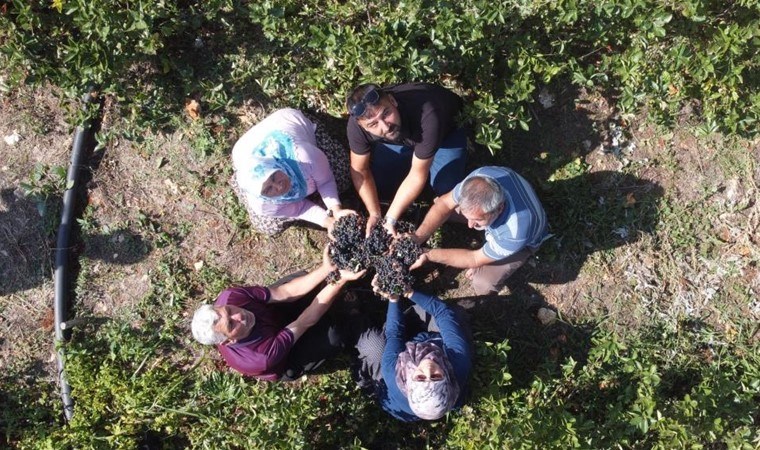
0;186;151;296
455;285;594;390
519;170;663;285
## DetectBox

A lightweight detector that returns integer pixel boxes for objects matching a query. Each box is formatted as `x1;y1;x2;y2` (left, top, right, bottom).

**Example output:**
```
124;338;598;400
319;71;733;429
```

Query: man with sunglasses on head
346;82;469;236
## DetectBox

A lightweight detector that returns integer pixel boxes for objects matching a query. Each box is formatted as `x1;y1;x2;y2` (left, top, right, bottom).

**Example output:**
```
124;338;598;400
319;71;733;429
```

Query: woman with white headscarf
353;276;472;421
231;108;353;235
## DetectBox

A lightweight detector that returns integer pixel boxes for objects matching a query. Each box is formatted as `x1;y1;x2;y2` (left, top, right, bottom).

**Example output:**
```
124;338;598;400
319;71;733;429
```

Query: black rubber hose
54;91;98;421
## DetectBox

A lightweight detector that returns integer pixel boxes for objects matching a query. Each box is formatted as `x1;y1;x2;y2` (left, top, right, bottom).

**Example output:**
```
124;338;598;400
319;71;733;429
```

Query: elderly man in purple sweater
191;248;365;381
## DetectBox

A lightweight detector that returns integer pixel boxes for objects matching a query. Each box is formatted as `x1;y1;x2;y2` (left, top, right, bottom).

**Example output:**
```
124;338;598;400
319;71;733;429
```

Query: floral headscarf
395;340;460;420
238;130;307;204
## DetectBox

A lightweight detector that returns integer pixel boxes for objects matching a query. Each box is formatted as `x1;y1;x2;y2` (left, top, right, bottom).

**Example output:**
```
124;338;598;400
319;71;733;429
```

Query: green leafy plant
2;0;756;148
19;163;71;235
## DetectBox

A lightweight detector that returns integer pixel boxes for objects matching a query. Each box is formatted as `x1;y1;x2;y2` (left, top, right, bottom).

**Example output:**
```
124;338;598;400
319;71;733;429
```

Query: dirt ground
1;83;758;388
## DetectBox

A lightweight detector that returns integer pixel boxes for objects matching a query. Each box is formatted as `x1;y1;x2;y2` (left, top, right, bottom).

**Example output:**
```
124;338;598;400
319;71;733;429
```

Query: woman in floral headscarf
352;276;472;421
231;108;353;235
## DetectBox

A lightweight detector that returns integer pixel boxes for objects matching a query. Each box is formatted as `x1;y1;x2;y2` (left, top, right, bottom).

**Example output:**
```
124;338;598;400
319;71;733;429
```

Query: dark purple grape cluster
373;255;415;297
330;213;365;255
364;222;393;256
326;214;367;284
395;220;416;234
390;236;422;267
325;214;422;296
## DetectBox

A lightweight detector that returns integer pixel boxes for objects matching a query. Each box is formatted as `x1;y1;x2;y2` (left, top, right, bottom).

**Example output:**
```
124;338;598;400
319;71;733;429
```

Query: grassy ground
0;81;758;448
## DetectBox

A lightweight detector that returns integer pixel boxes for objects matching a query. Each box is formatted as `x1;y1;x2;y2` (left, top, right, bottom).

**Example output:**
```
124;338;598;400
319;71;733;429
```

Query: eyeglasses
349;87;380;117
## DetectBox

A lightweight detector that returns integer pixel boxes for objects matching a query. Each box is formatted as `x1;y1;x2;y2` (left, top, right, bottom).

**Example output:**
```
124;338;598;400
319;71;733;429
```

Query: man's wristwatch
384;216;397;226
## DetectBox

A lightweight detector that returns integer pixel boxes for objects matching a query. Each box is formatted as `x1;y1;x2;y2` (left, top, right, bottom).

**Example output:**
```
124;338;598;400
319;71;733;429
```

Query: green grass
1;0;759;448
12;305;758;449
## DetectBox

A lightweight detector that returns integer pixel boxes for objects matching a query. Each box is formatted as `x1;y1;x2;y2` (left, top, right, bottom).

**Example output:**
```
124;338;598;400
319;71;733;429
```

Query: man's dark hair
346;83;387;118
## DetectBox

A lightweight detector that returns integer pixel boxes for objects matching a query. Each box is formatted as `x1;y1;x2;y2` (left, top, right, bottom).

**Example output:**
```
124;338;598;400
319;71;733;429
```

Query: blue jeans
370;128;468;201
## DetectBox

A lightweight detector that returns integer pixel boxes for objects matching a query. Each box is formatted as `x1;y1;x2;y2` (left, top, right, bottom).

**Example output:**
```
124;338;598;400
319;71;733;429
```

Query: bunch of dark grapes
395;220;415;234
326;214;367;283
364;222;393;256
331;214;365;251
325;214;422;294
373;255;415;297
389;236;422;267
372;234;421;298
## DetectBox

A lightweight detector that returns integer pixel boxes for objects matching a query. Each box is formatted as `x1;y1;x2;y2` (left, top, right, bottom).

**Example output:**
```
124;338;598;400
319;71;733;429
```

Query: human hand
333;208;357;219
365;214;382;237
409;232;424;245
325;216;337;239
382;218;398;238
322;245;335;269
408;251;429;270
339;268;367;282
325;208;357;240
464;268;475;280
371;274;405;302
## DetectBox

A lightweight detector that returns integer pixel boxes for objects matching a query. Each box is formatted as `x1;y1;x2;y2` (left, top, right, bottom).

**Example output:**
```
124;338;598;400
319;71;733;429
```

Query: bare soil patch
1;82;757;386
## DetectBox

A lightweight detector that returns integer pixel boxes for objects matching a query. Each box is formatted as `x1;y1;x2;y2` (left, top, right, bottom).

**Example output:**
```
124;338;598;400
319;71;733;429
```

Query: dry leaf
738;246;752;257
185;99;201;120
40;308;55;332
716;226;733;243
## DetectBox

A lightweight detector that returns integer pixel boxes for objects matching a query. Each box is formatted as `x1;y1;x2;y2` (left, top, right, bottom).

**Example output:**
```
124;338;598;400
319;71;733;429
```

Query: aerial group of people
192;82;549;421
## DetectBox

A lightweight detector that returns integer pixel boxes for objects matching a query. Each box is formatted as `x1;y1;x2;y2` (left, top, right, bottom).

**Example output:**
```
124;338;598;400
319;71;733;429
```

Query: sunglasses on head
349;87;380;117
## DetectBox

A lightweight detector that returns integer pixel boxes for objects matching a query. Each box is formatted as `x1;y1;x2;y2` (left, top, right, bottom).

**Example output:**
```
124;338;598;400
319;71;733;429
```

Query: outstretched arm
268;247;333;302
307;142;342;211
420;247;495;270
350;151;383;235
285;269;366;341
375;279;409;383
412;191;456;244
384;155;433;233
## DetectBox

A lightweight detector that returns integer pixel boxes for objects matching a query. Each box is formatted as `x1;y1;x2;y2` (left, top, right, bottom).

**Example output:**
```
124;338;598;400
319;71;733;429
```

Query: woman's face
411;359;445;382
261;170;291;198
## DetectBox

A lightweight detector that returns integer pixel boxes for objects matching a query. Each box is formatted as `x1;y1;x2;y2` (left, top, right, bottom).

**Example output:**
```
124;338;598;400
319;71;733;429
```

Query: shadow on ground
0;359;59;444
0;112;156;297
0;187;151;296
456;285;594;389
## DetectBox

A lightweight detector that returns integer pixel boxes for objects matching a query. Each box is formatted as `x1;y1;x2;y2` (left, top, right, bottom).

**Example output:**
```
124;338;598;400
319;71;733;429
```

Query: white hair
191;304;226;345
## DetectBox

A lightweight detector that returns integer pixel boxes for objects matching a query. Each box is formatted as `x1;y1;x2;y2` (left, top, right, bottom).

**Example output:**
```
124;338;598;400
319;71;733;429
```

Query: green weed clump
19;163;71;236
1;1;756;148
448;324;760;449
9;300;758;449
